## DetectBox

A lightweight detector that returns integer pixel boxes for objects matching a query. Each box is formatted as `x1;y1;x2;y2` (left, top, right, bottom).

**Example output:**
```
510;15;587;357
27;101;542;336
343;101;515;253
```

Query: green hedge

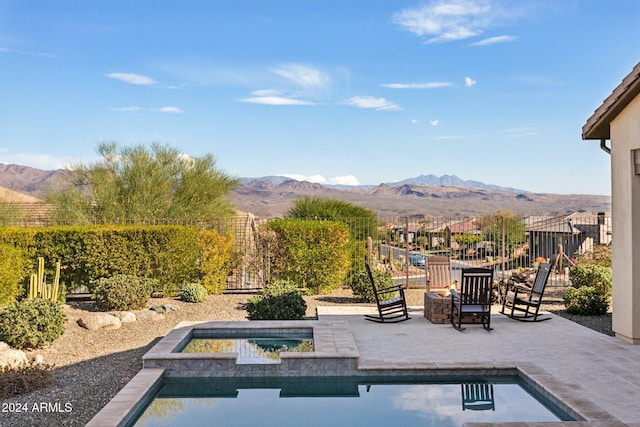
0;225;234;296
0;244;29;307
262;219;350;294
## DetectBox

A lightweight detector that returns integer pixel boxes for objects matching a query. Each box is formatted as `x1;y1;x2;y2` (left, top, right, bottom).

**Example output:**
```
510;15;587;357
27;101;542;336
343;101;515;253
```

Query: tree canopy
285;196;378;241
46;142;239;223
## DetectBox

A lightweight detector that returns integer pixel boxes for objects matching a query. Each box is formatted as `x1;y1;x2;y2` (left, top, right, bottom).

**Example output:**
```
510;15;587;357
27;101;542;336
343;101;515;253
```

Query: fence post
501;215;506;281
405;216;410;288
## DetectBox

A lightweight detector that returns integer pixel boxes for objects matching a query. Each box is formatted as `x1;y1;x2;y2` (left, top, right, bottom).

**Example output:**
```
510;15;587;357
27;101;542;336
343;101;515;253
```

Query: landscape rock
137;309;160;321
0;342;28;368
150;304;179;314
77;313;122;331
111;311;137;323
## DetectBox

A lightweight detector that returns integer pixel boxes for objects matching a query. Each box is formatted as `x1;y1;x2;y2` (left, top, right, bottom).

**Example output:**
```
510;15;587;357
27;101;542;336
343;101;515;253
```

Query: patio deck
317;305;640;426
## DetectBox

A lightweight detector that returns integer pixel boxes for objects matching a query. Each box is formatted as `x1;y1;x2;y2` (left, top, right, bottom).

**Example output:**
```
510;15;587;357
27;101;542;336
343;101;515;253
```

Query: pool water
180;331;314;364
131;376;575;426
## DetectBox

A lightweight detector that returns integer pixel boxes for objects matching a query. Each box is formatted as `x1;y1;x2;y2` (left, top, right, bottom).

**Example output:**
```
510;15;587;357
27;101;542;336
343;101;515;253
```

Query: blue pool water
131;376;575;426
179;330;314;363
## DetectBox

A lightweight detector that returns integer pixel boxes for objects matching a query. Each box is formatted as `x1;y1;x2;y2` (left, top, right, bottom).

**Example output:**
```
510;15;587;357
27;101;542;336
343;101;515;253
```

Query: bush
564;286;609;315
261;219;350;294
0;299;66;350
91;274;155;311
349;268;395;303
0;361;55;399
569;264;612;295
245;280;307;320
0;244;28;307
181;283;208;303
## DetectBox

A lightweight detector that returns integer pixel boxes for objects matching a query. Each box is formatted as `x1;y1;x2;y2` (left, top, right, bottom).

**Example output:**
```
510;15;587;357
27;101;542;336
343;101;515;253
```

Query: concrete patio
317;305;640;426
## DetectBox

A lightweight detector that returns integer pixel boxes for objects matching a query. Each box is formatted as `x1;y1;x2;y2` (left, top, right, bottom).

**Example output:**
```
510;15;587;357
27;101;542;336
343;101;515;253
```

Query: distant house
526;213;611;262
445;219;482;252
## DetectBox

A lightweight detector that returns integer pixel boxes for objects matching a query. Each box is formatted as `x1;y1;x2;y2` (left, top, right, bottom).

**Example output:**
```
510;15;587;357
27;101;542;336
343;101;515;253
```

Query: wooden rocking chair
450;267;494;331
426;256;454;294
364;263;410;323
501;263;552;322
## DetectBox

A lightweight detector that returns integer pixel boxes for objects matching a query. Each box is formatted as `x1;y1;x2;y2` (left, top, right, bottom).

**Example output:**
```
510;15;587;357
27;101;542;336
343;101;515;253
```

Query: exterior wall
610;94;640;343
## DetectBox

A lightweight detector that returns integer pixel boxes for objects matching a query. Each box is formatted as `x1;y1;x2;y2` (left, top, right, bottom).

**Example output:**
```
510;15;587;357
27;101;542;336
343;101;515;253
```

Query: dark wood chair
450;267;494;331
364;262;410;323
501;262;552;322
461;383;495;411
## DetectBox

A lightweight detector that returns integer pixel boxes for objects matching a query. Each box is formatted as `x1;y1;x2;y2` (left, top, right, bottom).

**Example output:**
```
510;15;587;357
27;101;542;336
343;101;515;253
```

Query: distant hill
1;164;610;218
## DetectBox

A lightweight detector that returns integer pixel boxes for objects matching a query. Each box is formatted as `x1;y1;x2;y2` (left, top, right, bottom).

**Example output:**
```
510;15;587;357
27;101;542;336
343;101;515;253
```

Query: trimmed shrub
91;274;155;311
0;299;67;350
261;219;350;294
569;264;612;295
181;283;208;303
0;244;28;307
349;268;395;303
198;230;235;294
245;280;307;320
564;286;609;315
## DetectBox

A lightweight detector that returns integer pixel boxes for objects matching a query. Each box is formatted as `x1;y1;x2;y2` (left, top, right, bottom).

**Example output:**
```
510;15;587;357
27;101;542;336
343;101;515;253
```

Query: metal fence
3;209;611;293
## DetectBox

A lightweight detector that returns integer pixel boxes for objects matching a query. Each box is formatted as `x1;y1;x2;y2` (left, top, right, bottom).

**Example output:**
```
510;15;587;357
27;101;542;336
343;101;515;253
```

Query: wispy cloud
470;35;516;46
344;96;401;111
109;106;184;113
0;152;72;170
464;76;477;87
240;95;315;106
392;0;510;44
430;119;440;126
107;72;156;85
382;82;453;89
158;106;184;114
281;174;360;186
503;127;540;138
271;64;330;90
0;46;56;58
433;135;467;140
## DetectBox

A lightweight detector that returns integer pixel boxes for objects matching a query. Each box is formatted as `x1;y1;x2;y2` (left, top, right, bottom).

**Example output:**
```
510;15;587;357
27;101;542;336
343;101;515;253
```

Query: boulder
111;311;137;323
150;304;179;314
77;313;122;331
137;309;160;321
0;342;28;368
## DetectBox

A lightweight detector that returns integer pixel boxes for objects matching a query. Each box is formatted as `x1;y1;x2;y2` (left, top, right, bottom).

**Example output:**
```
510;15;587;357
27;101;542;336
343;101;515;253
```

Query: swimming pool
130;375;575;426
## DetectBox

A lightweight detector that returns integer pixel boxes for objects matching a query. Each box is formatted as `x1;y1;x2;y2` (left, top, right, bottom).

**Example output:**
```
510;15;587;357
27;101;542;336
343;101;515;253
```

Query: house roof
582;61;640;140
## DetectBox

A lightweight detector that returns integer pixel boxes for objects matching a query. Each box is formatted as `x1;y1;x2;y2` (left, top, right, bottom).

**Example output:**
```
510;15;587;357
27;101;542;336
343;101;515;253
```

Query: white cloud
392;0;501;44
464;76;477;87
159;106;184;114
470;35;516;46
107;72;156;85
344;96;401;111
329;175;360;186
430;119;439;126
382;82;453;89
0;152;73;170
110;106;145;112
251;89;283;97
412;119;419;125
271;64;330;90
239;96;315;106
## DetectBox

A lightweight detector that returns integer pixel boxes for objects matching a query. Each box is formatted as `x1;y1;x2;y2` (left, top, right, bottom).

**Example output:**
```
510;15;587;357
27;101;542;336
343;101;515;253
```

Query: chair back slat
531;263;551;296
426;256;452;293
460;268;493;305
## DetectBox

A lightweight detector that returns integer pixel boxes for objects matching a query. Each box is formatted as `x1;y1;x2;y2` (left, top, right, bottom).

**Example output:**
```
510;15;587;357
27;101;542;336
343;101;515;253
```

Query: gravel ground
0;288;612;427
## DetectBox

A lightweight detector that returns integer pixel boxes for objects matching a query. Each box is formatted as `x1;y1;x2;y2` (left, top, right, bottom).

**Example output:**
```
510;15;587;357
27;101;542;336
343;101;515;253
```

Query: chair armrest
450;288;460;300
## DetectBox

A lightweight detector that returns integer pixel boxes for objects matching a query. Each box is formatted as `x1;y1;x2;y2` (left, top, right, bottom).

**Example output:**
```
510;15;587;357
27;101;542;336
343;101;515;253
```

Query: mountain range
0;163;611;218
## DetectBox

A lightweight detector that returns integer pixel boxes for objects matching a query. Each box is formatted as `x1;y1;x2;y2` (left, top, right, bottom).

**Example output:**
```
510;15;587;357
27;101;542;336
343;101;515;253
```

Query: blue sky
1;0;639;195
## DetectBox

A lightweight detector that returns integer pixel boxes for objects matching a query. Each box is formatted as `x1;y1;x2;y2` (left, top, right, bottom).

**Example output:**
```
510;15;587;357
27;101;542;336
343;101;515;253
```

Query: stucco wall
610;94;640;343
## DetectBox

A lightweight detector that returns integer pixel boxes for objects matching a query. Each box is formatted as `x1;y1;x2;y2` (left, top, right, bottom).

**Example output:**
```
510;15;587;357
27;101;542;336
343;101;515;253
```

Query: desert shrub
91;274;155;311
0;244;28;307
245;280;307;320
0;299;66;350
564;286;609;315
181;283;208;303
261;219;350;294
0;361;55;399
198;230;234;295
569;264;612;295
349;268;395;303
575;245;612;267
